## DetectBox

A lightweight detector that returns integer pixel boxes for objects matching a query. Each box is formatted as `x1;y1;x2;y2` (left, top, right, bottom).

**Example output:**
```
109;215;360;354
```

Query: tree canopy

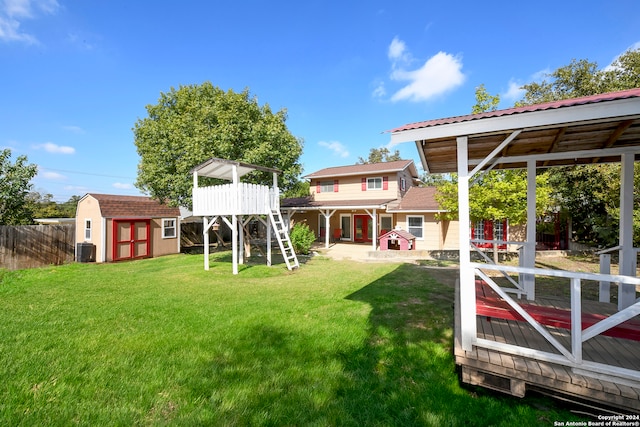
357;147;402;164
515;47;640;247
0;149;38;225
433;85;554;225
134;82;304;208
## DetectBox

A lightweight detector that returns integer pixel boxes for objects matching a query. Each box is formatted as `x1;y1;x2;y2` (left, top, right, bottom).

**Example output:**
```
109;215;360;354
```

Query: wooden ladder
268;209;299;270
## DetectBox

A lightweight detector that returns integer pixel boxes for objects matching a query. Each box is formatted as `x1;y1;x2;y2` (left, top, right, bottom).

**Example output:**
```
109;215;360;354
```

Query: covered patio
390;88;640;412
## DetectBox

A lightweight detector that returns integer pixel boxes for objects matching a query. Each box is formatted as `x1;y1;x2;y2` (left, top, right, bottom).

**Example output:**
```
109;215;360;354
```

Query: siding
75;195;104;261
310;174;399;201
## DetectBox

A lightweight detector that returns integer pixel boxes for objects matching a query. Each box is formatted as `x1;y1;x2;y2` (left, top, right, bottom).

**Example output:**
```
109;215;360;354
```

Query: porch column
320;209;336;249
619;153;636;309
457;136;476;351
372;208;377;251
524;159;537;300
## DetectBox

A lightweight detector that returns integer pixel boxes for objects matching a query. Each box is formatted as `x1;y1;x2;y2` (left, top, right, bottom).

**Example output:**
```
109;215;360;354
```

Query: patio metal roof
389;88;640;174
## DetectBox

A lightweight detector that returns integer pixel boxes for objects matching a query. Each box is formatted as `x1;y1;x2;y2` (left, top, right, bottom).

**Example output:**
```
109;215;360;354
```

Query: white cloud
113;182;133;190
390;51;465;102
36;142;75;154
62;125;85;134
388;36;408;63
372;81;386;98
318;140;350;158
0;0;59;44
604;41;640;71
502;80;525;102
40;170;66;180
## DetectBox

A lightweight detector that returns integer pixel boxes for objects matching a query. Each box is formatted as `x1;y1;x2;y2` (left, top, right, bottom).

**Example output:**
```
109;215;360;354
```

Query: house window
380;215;393;234
407;216;424;239
473;221;484;241
162;218;176;238
367;177;383;190
340;214;352;240
319;181;334;192
84;219;92;241
400;177;406;191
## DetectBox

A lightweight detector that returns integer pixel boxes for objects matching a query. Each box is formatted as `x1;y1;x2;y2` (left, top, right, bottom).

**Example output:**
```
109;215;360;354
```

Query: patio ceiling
389;88;640;174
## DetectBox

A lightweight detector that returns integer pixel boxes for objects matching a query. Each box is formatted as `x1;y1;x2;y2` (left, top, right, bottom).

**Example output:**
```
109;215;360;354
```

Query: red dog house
379;229;416;251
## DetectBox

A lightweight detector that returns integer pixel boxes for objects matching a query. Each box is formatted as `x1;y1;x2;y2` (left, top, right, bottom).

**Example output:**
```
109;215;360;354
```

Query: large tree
0;149;38;225
134;83;304;208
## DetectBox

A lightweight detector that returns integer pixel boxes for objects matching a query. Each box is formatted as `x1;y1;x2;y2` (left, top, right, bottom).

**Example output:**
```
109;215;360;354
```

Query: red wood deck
476;280;640;341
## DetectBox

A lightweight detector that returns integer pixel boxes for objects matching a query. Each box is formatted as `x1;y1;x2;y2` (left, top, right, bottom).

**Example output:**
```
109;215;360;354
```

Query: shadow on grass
339;263;580;425
182;263;582;425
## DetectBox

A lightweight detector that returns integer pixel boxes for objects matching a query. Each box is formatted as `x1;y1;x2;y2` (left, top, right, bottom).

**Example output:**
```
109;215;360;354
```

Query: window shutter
316;182;321;193
334;179;339;192
485;220;493;240
383;176;388;190
361;177;367;191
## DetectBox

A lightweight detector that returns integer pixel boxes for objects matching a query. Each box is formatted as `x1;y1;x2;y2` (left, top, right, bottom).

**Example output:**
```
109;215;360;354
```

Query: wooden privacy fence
0;225;75;270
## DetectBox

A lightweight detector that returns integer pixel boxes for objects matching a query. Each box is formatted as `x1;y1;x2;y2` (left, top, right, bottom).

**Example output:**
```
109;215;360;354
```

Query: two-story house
281;159;460;251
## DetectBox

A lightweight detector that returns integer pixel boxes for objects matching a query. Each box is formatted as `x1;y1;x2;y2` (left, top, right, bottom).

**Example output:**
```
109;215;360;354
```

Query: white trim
339;213;352;241
379;214;393;234
406;215;424;240
84;218;92;242
366;176;383;190
390;98;640;145
162;218;177;239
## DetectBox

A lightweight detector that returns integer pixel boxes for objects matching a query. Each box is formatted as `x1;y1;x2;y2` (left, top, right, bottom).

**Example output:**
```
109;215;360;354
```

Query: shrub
289;223;316;255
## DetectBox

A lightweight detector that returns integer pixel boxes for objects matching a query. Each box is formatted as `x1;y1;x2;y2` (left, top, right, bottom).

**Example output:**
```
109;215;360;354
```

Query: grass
0;252;587;426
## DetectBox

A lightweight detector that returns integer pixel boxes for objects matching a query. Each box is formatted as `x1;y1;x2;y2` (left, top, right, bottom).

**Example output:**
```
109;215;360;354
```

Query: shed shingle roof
88;194;180;218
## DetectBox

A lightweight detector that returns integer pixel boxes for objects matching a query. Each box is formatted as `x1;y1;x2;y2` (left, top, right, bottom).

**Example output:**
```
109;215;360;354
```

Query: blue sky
2;0;639;202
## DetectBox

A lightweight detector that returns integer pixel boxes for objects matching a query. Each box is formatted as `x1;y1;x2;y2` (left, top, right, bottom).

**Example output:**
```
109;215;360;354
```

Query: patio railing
192;183;279;216
468;262;640;382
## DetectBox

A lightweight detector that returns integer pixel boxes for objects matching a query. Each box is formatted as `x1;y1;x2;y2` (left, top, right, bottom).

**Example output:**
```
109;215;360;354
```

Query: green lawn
0;252;585;426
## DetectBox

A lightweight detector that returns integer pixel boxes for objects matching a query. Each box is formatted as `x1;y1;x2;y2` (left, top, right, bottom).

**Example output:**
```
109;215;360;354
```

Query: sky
2;0;640;203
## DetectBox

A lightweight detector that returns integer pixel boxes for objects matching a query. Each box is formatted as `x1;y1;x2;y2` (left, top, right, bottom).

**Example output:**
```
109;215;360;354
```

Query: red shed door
113;219;150;261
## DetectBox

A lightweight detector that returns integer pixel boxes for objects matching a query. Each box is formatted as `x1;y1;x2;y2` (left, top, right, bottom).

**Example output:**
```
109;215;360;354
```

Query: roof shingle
304;159;417;179
88;194;180;218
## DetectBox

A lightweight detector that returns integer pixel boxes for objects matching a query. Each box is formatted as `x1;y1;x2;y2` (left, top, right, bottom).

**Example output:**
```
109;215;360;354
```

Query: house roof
389;88;640;174
281;197;397;210
86;194;180;218
385;187;443;212
304;159;418;179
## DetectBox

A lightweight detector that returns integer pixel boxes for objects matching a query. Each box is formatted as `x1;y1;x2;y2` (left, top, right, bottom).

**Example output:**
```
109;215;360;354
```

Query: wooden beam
592;119;634;163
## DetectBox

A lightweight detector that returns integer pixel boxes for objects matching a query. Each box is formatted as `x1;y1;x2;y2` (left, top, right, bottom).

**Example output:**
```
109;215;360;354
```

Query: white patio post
618;152;636;309
231;215;238;275
239;215;244;265
203;216;210;271
524;159;537;300
232;164;239;275
457;136;476;351
325;213;330;248
266;216;272;267
372;208;377;251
